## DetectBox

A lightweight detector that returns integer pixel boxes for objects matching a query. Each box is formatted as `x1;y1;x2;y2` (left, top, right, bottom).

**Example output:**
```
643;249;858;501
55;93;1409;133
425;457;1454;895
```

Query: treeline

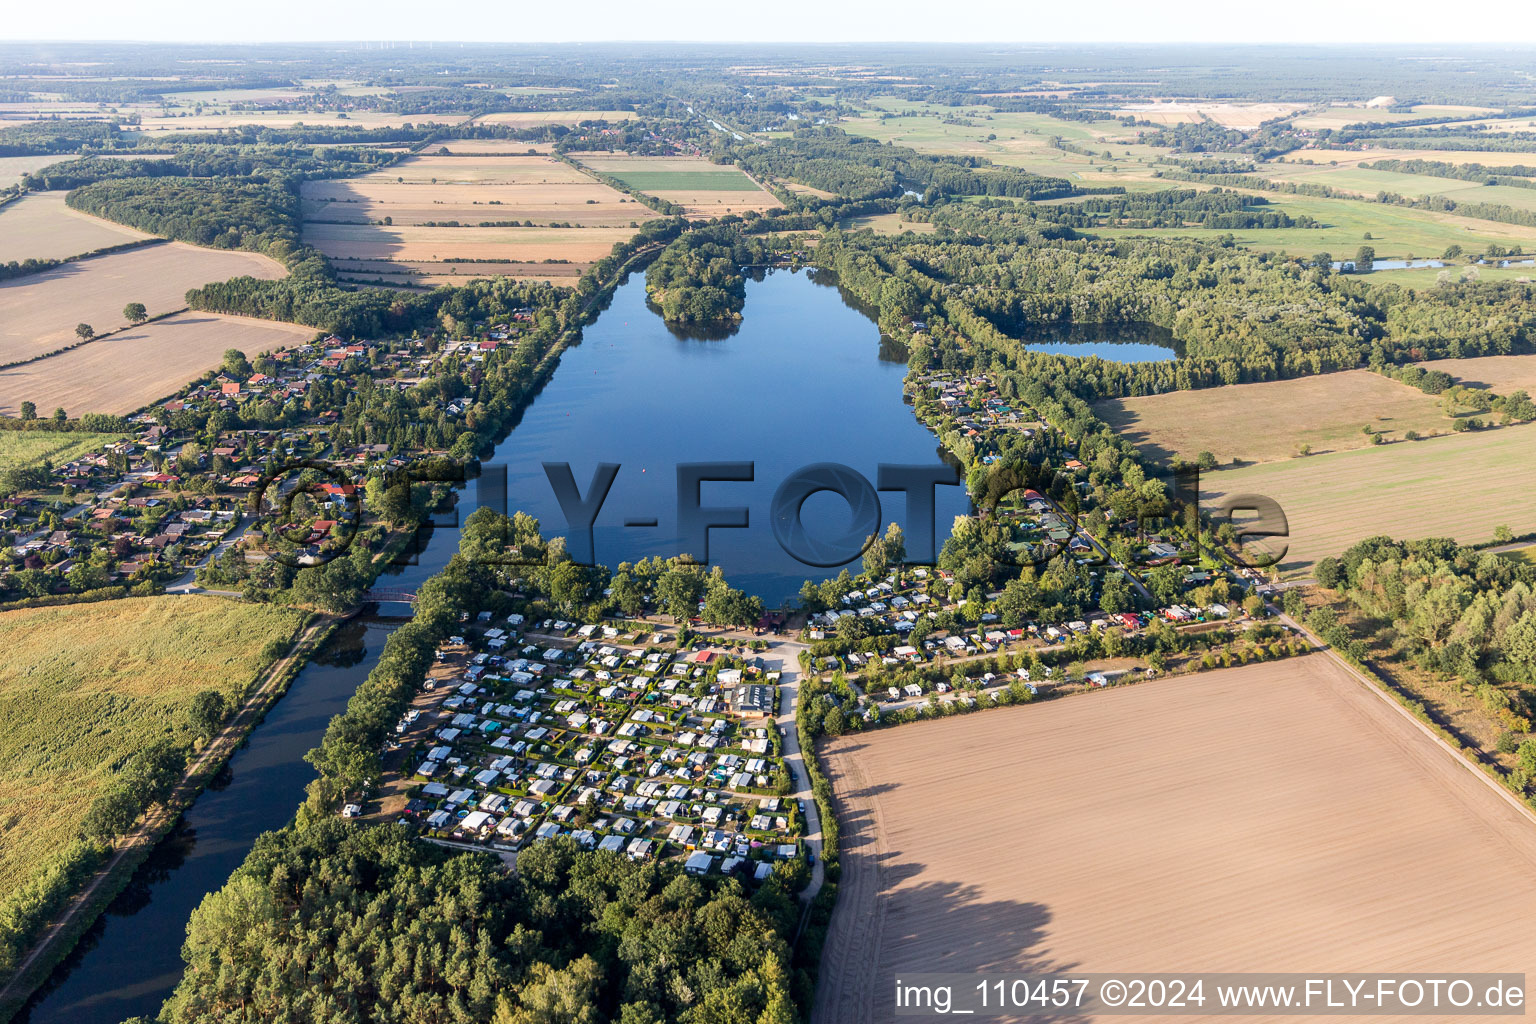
1140;119;1305;160
0;120;123;156
1360;157;1536;189
24;143;393;191
1050;188;1310;230
67;175;308;260
151;824;801;1024
185;214;682;339
1317;537;1536;756
731;127;1082;202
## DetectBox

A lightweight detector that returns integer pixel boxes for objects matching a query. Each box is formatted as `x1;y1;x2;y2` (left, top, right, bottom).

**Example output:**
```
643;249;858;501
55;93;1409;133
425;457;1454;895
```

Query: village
0;313;543;601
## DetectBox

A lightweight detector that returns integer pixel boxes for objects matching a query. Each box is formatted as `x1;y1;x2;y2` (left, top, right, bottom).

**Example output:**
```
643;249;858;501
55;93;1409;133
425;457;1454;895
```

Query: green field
839;103;1165;183
0;431;125;474
1203;423;1536;577
1357;262;1536;290
602;169;762;192
1087;189;1536;259
0;597;306;902
1259;162;1536;214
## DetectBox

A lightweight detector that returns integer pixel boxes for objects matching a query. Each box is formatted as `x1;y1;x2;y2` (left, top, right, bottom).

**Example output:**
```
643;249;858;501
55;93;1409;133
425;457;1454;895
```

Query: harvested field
576;155;780;217
814;656;1536;1023
0;597;307;903
0;242;287;363
1201;422;1536;575
1096;370;1456;465
0;190;154;263
130;111;461;134
305;221;633;265
1416;353;1536;394
0;312;313;417
1113;100;1305;129
330;258;587;289
302;154;638;283
473;109;634;127
301;158;635;228
0;154;67;189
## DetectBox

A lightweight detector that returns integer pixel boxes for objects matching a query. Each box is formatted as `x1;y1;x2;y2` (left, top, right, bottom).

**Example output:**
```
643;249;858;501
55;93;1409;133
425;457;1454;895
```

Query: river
19;265;1129;1021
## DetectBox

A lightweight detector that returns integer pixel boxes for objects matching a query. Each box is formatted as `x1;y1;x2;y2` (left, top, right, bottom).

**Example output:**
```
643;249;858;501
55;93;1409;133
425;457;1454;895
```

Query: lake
1018;320;1180;363
19;264;975;1022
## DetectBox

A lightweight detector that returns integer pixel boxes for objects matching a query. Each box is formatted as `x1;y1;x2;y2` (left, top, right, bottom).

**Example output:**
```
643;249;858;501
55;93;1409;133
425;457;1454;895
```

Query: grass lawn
0;596;307;902
0;431;125;474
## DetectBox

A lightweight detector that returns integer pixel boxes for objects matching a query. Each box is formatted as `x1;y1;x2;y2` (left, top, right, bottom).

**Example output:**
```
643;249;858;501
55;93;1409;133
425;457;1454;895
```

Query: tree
655;564;705;622
74;323;94;341
123;302;148;325
222;348;252;378
1355;245;1375;273
53;407;67;425
18;401;35;421
1195;451;1218;471
184;689;228;743
1100;572;1133;614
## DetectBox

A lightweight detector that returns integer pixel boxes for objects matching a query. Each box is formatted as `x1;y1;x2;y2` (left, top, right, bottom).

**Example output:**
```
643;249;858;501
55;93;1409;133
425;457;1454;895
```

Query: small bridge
364;588;417;604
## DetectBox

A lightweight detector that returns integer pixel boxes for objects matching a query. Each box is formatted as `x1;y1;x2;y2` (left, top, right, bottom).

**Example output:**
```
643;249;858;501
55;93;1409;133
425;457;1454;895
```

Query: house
684;851;714;875
730;683;774;718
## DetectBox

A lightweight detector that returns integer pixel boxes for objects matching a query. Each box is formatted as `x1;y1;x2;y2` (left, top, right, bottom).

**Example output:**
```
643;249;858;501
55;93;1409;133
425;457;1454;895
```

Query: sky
6;0;1536;44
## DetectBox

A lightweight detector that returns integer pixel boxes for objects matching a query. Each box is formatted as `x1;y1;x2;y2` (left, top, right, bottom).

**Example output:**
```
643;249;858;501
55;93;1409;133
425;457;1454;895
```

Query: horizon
6;0;1536;46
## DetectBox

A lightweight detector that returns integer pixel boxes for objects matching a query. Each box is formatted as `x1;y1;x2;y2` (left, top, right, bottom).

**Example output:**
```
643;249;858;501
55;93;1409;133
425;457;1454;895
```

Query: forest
147;823;801;1024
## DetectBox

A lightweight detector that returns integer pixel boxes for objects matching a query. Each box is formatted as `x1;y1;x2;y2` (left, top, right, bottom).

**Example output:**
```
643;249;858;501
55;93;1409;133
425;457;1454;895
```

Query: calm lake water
1018;321;1180;363
21;265;970;1022
471;267;970;602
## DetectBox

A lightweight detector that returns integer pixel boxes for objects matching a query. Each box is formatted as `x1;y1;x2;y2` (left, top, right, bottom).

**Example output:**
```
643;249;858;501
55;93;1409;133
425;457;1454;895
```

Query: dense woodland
1313;537;1536;791
147;824;801;1024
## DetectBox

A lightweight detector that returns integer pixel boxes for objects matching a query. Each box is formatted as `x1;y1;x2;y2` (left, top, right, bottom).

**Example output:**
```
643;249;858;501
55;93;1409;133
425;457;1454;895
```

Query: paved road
766;641;824;902
164;514;252;593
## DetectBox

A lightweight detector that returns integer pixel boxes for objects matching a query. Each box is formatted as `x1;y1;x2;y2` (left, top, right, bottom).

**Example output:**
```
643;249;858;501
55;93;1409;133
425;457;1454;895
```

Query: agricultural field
837;212;935;235
125;111;462;135
1096;370;1459;465
813;656;1536;1023
1288;103;1498;130
1414;353;1536;393
1358;262;1535;290
0;242;288;363
1201;423;1536;576
301;153;640;286
0;311;314;417
0;597;307;903
1257;160;1536;214
1281;146;1536;168
1087;188;1536;259
0;155;69;189
0;430;126;473
575;155;781;217
1112;99;1305;128
472;109;635;127
0;190;154;263
838;104;1167;185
